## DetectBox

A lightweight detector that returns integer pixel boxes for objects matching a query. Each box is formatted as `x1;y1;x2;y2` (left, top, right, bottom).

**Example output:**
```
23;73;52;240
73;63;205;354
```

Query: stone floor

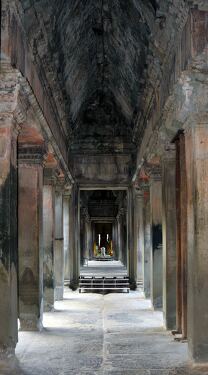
1;288;208;375
80;260;127;277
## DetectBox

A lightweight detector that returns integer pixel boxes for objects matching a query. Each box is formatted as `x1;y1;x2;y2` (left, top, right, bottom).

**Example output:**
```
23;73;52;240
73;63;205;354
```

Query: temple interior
1;0;208;374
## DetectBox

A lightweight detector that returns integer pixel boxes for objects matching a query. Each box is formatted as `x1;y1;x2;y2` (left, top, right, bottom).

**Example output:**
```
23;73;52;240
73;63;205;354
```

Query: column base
0;345;15;360
44;303;54;312
153;296;162;309
55;286;64;301
44;288;54;312
129;279;137;290
191;360;208;367
19;316;43;332
189;345;208;364
69;279;79;291
164;315;176;331
144;290;150;299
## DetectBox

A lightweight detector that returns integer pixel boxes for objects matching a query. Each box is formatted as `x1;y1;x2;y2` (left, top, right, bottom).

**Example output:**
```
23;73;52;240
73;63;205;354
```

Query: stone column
175;137;182;333
149;167;163;309
84;220;88;260
84;214;91;259
179;133;188;339
92;222;96;258
174;132;188;338
87;220;93;259
54;185;64;300
117;215;122;262
122;208;128;268
18;144;45;331
113;220;116;260
64;192;70;280
69;184;79;289
113;220;119;260
128;187;137;289
43;168;56;311
80;208;86;265
135;190;144;285
185;120;208;362
115;219;119;260
162;148;177;330
112;222;115;256
0;63;19;355
143;185;151;298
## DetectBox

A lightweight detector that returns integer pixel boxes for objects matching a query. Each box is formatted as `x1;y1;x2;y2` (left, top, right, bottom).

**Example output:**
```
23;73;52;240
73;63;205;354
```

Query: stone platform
80;260;127;278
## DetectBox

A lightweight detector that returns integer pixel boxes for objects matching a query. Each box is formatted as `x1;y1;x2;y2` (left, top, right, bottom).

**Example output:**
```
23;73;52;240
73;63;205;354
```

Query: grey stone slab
104;354;188;370
150;369;208;375
104;334;188;356
104;371;150;375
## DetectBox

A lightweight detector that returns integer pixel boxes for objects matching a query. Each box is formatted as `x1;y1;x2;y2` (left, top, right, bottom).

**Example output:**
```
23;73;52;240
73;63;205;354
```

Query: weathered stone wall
72;153;133;187
134;6;208;171
1;0;72;182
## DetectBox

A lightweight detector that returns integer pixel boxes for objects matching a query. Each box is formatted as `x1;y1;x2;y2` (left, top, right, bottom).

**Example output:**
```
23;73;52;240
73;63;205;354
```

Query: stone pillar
185;120;208;362
80;209;86;265
149;168;163;309
112;222;115;256
117;215;122;262
113;220;116;260
69;184;79;289
135;190;144;284
18;144;45;331
175;137;182;333
128;187;137;289
162;148;177;330
122;208;128;268
0;63;19;355
174;132;188;338
143;185;151;298
84;219;88;259
92;222;96;258
43;169;55;311
84;214;91;259
64;192;70;280
115;219;119;260
87;220;93;259
179;133;188;339
112;221;119;260
54;186;64;300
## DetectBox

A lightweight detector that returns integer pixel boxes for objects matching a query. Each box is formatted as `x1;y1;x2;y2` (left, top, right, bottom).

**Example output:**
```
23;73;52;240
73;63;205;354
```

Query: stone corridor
2;0;208;370
1;289;206;375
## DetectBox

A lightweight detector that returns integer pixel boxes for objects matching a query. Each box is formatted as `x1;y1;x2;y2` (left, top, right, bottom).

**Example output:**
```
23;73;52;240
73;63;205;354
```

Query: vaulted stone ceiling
54;1;153;128
19;0;189;153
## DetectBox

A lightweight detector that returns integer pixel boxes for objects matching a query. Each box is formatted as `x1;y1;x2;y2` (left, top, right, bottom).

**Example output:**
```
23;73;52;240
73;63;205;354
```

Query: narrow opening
79;189;128;278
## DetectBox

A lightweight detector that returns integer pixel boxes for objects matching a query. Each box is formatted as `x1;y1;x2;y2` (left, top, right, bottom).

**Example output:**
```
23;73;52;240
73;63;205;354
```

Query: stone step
79;276;130;293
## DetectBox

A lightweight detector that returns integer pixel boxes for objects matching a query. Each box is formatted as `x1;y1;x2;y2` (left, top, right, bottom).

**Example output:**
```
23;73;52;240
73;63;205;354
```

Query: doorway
79;189;128;278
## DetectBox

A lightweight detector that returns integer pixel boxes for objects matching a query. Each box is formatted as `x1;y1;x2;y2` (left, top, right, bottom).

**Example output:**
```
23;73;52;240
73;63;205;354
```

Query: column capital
80;206;88;218
162;144;176;162
134;188;143;200
139;180;150;193
44;167;59;185
63;185;72;198
117;207;125;220
144;163;162;181
18;144;46;166
55;176;69;193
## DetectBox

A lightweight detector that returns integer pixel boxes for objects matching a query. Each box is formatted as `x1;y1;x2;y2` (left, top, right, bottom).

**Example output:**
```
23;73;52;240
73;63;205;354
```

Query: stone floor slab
0;289;207;375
